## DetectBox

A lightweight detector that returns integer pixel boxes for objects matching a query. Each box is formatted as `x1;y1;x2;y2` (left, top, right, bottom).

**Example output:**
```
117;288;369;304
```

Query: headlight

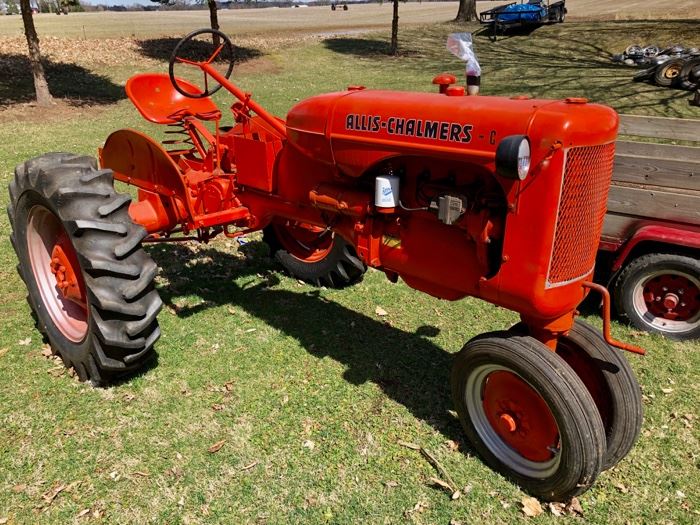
496;135;531;181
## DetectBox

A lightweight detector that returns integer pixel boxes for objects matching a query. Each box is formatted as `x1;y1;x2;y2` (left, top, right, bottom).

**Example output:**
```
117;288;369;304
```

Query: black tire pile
612;44;700;91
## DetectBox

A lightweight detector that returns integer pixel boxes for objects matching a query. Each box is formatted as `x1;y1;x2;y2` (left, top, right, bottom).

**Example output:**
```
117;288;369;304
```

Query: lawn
1;18;699;524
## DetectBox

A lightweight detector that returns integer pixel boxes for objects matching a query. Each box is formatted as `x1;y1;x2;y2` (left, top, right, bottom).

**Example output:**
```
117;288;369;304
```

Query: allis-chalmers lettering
345;114;473;143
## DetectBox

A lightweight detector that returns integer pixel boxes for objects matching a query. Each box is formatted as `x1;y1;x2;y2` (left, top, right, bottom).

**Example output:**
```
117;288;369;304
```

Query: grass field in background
0;17;699;525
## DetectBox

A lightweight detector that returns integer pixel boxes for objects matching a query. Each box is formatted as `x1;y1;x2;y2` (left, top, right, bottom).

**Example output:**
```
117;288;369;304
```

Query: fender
611;224;700;272
99;128;190;233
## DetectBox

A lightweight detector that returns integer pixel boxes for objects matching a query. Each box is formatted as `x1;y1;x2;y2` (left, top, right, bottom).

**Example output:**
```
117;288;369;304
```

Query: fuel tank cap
446;86;465;97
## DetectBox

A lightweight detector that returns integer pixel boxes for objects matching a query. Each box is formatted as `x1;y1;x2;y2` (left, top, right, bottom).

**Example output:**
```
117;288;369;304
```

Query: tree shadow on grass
323;38;421;58
0;54;125;106
147;241;467;445
136;37;263;64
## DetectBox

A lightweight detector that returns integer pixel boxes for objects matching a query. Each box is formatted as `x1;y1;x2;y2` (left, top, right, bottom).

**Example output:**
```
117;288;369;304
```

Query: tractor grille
547;143;615;287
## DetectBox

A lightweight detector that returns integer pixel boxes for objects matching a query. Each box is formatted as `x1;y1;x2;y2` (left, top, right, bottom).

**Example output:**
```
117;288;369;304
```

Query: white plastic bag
446;33;481;77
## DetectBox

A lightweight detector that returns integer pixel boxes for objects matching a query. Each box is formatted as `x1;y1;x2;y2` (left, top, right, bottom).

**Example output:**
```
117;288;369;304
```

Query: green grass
1;20;699;524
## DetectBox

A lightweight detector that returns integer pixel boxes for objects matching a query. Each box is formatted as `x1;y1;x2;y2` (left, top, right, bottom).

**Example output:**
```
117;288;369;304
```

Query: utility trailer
600;115;700;341
480;0;567;40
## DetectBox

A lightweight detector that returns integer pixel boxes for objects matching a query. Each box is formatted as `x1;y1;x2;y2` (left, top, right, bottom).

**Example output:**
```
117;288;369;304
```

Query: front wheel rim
633;270;700;333
466;364;561;478
26;205;88;343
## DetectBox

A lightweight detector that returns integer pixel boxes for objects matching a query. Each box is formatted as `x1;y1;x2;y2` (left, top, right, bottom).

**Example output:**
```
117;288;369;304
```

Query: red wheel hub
49;233;86;308
26;206;88;342
482;371;559;462
273;221;334;263
643;274;700;322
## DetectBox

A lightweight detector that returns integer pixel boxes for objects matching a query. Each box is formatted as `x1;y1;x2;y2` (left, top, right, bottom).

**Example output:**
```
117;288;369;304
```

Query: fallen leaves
548;497;584;517
18;338;31;346
0;348;9;358
375;306;388;316
302;439;315;450
241;461;258;471
208;440;226;454
40;481;82;509
404;499;429;518
398;440;460;499
521;496;544;517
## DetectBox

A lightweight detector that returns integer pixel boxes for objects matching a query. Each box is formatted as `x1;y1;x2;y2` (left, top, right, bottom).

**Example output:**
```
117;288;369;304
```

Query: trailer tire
654;58;685;87
263;222;366;288
678;58;700;90
451;333;605;501
8;153;162;385
614;253;700;340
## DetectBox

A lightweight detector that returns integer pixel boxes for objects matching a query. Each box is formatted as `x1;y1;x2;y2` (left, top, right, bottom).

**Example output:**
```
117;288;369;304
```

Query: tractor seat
126;73;221;125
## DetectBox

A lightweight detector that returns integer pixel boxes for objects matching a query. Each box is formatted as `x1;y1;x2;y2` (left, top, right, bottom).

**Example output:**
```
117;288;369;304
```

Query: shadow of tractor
147;241;468;445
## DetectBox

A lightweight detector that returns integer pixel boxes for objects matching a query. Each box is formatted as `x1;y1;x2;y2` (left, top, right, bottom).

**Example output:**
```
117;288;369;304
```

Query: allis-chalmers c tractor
9;30;645;500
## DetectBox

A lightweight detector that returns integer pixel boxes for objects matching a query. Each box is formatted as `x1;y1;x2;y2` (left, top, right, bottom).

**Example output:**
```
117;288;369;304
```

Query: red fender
612;224;700;272
99;128;189;233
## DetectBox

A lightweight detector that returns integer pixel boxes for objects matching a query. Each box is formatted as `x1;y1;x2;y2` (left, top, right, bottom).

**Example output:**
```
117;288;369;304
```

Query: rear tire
8;153;162;385
451;333;605;501
263;221;366;288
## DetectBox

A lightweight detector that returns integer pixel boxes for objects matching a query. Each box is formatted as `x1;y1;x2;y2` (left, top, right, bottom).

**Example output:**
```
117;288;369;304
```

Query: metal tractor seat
126;73;222;125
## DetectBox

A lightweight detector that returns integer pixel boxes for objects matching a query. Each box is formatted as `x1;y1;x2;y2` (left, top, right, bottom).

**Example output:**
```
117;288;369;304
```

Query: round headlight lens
517;138;531;180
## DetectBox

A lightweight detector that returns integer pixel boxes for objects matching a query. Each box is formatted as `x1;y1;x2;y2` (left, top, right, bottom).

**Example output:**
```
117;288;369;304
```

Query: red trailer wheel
615;253;700;340
264;221;366;288
451;333;605;502
8;153;162;385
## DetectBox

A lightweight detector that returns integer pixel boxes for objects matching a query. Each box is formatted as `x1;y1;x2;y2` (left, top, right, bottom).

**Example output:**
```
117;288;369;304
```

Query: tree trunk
455;0;477;22
390;0;399;56
20;0;54;106
207;0;220;47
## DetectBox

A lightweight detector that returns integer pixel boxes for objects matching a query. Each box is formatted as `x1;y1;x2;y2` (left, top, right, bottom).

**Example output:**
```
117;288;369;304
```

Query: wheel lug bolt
655;296;661;301
681;303;686;307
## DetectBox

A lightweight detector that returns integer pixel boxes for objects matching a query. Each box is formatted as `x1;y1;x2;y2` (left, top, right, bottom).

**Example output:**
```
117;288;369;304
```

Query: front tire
8;153;162;385
451;333;606;501
614;253;700;340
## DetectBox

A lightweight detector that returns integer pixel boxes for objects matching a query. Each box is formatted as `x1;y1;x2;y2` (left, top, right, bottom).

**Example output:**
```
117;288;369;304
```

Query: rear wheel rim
633;270;700;333
26;205;88;342
466;364;561;478
272;222;334;263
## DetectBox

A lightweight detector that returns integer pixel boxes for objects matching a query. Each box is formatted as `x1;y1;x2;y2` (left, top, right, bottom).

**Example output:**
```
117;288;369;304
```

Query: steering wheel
169;28;235;99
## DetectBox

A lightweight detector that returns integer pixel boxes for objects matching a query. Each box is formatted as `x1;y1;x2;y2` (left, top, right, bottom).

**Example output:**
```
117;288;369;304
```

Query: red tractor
8;30;645;501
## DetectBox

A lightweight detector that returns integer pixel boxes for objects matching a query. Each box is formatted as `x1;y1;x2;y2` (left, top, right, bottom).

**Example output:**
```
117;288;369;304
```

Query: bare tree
19;0;54;106
455;0;477;22
390;0;399;55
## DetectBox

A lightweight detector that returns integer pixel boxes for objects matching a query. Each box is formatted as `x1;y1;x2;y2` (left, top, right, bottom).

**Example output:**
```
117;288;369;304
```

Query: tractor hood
286;89;618;177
